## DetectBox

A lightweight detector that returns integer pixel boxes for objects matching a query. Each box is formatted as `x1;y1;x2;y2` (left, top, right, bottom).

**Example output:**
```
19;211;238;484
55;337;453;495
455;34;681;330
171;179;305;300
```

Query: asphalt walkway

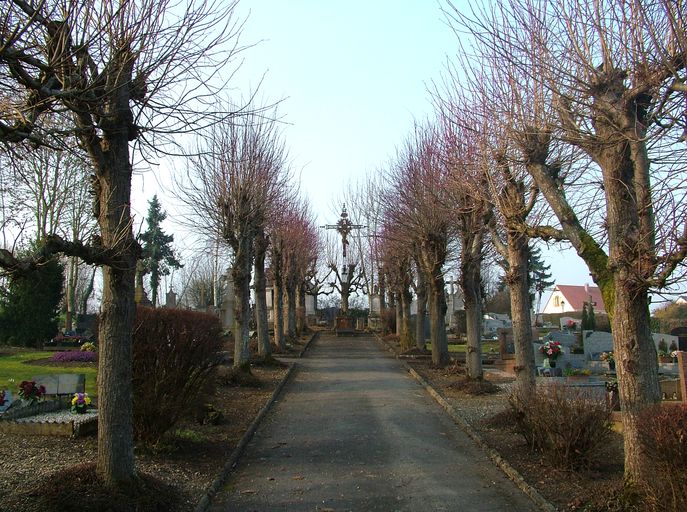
209;334;537;511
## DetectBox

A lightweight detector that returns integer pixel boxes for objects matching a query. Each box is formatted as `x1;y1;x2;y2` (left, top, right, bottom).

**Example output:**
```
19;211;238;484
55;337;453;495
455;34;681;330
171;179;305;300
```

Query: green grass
447;341;500;353
0;350;97;396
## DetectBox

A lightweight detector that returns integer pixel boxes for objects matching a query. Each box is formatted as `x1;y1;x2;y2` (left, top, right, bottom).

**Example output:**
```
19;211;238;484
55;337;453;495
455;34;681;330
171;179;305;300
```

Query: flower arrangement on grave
599;352;614;363
539;340;562;360
605;380;618;393
71;392;92;414
0;389;5;406
18;380;46;404
671;350;680;362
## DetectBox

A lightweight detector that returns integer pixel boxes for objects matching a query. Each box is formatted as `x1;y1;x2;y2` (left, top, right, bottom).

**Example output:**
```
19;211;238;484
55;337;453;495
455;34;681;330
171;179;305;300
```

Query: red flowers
18;380;46;403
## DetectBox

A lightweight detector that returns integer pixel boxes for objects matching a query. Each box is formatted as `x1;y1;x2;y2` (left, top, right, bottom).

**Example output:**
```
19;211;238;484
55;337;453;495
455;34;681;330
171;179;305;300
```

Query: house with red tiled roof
542;284;606;315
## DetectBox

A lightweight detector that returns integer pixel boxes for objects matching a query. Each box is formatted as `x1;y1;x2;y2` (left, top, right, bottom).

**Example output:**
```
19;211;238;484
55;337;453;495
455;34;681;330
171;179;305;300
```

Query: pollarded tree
448;0;687;483
182;112;289;369
139;195;182;307
0;0;248;484
441;119;492;380
384;123;451;366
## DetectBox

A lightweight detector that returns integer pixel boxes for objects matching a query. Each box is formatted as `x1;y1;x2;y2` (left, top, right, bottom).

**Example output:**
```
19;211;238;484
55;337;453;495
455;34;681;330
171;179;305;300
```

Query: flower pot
546;358;556;368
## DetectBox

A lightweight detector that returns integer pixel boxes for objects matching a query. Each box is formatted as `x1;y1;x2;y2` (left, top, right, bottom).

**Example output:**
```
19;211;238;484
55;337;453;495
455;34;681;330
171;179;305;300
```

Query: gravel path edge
194;362;299;512
374;334;558;512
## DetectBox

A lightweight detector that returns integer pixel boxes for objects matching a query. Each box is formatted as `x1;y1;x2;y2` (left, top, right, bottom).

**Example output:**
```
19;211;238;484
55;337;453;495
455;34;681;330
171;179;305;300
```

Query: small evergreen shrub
132;306;223;445
80;342;97;352
509;384;612;469
50;350;97;363
638;404;687;511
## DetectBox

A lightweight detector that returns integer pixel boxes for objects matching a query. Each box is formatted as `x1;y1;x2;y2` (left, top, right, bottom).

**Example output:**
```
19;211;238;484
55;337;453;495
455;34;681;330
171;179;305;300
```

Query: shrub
132;306;223;445
80;342;97;352
638;404;687;511
509;384;612;469
50;350;97;363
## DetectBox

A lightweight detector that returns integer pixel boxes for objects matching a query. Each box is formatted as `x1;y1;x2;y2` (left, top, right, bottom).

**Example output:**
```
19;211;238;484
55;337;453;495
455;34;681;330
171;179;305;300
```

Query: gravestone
165;288;177;308
0;390;12;413
584;331;614;360
370;294;382;316
545;330;577;347
32;374;85;396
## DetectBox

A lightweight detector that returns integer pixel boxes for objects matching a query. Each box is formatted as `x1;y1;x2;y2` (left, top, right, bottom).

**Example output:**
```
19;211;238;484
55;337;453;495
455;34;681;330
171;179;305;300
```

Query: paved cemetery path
209;334;537;512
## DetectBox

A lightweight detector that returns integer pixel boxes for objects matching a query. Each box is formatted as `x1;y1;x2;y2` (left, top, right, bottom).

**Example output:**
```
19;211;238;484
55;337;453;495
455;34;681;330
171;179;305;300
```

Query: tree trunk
395;292;402;337
95;146;136;484
273;273;285;350
462;259;483;380
415;282;427;351
507;233;535;397
254;236;270;358
232;235;253;369
613;281;660;485
285;284;296;340
296;284;306;335
80;266;97;315
65;256;78;331
427;272;449;366
399;286;413;351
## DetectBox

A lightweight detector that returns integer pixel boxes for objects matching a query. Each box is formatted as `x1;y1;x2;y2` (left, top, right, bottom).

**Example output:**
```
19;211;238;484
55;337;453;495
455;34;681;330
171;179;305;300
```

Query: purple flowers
50;351;97;363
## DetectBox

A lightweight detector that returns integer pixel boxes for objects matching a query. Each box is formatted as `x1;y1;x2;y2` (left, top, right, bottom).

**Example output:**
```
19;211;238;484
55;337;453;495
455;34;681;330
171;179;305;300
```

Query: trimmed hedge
132;306;223;444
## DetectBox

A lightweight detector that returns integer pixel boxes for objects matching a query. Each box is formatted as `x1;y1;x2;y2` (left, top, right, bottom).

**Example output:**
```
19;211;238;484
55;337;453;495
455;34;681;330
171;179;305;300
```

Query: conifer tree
140;196;182;307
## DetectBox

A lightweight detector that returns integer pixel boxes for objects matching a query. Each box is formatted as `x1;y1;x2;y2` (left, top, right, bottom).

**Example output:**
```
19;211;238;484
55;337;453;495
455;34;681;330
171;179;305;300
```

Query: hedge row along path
209;333;536;511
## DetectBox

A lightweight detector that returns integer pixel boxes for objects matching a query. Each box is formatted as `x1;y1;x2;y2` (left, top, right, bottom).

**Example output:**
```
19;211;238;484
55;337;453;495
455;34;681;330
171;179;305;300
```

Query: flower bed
49;351;97;363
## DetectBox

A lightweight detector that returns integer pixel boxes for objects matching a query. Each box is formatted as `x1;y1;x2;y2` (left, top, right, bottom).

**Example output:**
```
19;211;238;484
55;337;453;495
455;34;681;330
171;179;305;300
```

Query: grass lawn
447;341;500;353
0;350;97;396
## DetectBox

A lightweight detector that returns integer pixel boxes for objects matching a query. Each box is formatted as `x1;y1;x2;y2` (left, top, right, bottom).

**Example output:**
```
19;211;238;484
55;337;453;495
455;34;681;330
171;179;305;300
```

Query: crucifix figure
321;204;365;259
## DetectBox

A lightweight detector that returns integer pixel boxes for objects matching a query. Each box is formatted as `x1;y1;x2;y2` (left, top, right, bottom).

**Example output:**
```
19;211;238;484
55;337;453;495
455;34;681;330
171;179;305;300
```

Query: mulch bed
0;362;290;512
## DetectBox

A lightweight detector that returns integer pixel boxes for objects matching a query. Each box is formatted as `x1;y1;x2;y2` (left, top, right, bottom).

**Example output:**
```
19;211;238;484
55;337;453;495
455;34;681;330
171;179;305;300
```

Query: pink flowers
539;341;563;360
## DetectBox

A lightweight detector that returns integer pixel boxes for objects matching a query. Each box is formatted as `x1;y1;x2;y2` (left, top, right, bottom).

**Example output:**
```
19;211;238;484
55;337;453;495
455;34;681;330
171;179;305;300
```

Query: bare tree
0;0;248;484
441;119;492;380
447;0;687;483
384;123;451;366
181;111;289;369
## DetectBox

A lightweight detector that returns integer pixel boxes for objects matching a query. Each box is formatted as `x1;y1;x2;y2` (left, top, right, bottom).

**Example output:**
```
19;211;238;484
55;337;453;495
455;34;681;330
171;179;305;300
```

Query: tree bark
507;233;536;397
426;271;449;366
254;231;270;357
399;286;413;351
65;256;78;331
95;142;136;484
284;284;297;340
296;284;306;335
395;292;402;337
232;235;253;369
273;272;285;350
415;283;427;350
461;250;483;380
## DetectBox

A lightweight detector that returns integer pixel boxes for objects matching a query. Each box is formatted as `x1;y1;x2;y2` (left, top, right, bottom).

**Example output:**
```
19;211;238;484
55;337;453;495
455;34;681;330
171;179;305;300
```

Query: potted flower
71;392;92;414
658;339;672;363
539;340;563;367
599;351;616;371
18;380;46;405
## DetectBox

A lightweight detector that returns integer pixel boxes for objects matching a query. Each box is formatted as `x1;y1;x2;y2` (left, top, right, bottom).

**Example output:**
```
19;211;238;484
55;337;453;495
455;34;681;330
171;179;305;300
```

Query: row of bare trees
179;109;321;368
369;0;686;489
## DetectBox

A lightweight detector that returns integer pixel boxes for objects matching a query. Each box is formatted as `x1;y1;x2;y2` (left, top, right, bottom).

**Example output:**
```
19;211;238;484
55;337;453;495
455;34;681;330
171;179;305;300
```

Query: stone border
374;333;556;512
298;330;319;357
195;330;318;511
194;362;299;512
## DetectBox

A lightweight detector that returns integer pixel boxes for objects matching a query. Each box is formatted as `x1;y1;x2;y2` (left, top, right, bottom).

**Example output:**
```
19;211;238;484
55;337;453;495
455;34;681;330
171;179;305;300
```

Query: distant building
542;284;606;315
675;296;687;305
